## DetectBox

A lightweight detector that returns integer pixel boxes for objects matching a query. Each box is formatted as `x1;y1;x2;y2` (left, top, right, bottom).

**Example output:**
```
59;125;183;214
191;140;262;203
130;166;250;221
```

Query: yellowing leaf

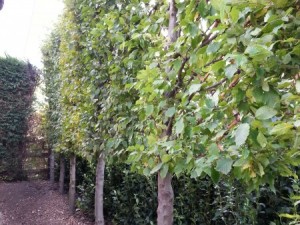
270;123;293;136
161;154;172;163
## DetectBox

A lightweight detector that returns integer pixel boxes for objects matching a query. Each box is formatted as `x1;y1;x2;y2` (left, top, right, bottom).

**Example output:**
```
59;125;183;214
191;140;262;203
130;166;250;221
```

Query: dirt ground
0;181;94;225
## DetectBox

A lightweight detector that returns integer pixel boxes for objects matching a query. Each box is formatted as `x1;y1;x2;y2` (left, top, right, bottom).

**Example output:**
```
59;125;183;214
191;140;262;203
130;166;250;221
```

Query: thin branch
178;57;189;87
204;57;223;67
204;19;220;36
201;33;218;47
204;78;227;91
165;115;175;136
216;112;241;149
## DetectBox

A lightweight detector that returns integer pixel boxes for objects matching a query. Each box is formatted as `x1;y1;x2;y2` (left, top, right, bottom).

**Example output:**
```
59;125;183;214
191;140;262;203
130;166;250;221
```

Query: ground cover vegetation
42;0;300;224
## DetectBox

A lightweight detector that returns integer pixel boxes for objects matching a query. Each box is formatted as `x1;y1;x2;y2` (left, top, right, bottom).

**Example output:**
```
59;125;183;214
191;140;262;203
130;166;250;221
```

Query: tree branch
204;78;227;91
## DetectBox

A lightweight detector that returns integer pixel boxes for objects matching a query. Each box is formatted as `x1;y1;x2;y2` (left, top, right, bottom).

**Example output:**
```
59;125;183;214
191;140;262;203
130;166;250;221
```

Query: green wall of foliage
43;0;300;224
0;56;38;180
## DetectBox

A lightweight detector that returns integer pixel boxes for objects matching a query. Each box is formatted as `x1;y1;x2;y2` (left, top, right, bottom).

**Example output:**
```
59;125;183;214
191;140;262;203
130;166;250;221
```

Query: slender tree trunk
69;153;76;213
59;155;65;194
157;173;174;225
95;152;105;225
49;149;55;185
157;1;178;225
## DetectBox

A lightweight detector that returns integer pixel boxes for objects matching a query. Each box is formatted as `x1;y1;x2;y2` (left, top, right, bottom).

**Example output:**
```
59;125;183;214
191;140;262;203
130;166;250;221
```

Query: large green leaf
207;42;221;54
188;84;201;95
255;106;277;120
245;44;273;61
211;167;220;183
235;123;250;147
216;158;234;175
165;107;176;117
145;104;154;116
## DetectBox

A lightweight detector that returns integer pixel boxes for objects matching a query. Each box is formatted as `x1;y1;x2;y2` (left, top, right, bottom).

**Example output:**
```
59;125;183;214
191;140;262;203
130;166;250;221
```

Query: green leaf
211;167;220;183
216;158;234;175
245;44;273;61
294;120;300;128
207;42;221;54
230;7;240;23
282;53;291;64
257;132;267;148
255;106;277;120
188;84;201;95
143;168;150;176
235;123;250;147
175;117;185;135
160;164;169;178
161;154;172;163
150;162;163;174
188;23;199;38
270;123;293;136
145;104;154;116
225;64;237;78
296;80;300;93
174;160;185;176
271;0;289;8
279;213;300;219
165;107;176;117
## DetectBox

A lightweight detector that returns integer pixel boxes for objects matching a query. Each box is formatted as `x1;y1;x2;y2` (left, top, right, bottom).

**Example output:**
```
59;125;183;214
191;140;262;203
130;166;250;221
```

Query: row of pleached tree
42;0;300;224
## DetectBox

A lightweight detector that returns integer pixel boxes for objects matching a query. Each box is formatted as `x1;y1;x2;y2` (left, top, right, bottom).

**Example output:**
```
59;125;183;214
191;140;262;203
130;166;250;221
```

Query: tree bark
157;1;178;225
49;149;55;185
157;173;174;225
69;153;76;213
0;0;4;11
168;0;178;43
59;155;65;194
95;152;105;225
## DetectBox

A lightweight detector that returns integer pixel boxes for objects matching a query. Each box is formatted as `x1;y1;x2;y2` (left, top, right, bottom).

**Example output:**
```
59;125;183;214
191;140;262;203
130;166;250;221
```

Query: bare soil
0;181;93;225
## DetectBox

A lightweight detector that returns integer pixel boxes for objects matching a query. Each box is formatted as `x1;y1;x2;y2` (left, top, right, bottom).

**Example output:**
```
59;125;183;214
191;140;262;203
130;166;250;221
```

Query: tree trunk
95;152;105;225
157;173;174;225
49;149;55;185
69;153;76;213
59;155;65;194
157;1;178;225
0;0;4;11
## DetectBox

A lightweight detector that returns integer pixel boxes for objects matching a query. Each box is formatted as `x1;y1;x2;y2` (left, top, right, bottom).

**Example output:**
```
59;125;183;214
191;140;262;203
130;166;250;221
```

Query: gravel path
0;181;93;225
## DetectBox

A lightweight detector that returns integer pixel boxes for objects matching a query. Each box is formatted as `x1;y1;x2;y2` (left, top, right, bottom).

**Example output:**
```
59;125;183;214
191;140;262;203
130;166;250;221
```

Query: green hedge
0;56;38;180
73;159;299;225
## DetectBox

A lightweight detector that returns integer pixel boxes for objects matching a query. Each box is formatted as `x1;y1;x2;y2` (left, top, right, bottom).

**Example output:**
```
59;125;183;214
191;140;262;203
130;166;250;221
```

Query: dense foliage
75;161;300;224
43;0;300;224
0;56;38;180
